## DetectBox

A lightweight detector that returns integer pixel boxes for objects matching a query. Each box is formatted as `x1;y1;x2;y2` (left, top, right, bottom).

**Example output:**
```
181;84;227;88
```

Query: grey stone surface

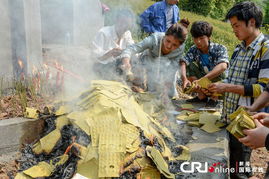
73;0;104;46
40;0;104;46
7;0;43;78
186;128;229;179
0;0;13;78
24;0;43;73
172;100;229;178
0;118;43;154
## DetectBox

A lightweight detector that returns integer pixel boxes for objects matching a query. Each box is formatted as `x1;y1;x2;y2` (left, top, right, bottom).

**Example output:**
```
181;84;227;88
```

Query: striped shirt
223;33;269;122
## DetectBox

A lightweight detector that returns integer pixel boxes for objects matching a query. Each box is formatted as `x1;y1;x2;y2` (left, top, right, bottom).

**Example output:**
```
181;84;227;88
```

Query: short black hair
226;1;263;28
190;21;213;38
166;19;190;43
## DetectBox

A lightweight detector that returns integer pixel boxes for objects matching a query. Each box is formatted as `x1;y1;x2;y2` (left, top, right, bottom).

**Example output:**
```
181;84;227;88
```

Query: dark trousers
265;163;269;178
229;133;252;179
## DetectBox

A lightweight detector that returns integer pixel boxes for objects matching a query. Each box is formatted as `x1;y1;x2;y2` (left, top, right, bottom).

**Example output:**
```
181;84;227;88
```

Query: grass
0;76;53;119
101;0;154;15
13;80;30;111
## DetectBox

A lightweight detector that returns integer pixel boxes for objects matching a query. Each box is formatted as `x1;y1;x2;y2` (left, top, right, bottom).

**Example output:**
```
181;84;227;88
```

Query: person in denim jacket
140;0;179;33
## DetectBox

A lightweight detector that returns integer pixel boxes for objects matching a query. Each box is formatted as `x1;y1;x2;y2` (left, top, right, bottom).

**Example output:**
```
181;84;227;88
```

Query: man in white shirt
91;9;134;79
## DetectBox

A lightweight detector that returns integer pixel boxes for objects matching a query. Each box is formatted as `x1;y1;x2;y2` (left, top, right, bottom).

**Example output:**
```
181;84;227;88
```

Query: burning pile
15;80;190;179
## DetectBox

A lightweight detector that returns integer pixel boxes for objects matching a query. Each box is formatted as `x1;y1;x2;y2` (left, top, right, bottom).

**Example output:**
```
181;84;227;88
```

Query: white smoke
40;0;105;96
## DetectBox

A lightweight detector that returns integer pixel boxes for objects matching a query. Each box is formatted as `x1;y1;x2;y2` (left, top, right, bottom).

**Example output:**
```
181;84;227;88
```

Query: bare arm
179;61;191;88
121;57;131;72
204;62;228;80
248;91;269;112
239;119;269;149
208;83;245;95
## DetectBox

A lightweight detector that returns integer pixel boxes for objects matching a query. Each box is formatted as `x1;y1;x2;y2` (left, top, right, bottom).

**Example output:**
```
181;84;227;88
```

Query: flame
43;63;48;70
32;65;37;75
18;58;24;69
55;60;59;68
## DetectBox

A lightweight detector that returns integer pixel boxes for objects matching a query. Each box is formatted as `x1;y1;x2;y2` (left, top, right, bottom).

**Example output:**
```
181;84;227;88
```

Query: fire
43;63;48;70
32;65;41;92
55;61;62;88
17;58;25;80
43;62;50;80
32;65;37;75
18;58;24;69
44;60;66;90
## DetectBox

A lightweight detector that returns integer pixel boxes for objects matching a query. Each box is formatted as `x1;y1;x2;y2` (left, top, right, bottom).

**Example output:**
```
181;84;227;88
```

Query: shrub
179;0;235;20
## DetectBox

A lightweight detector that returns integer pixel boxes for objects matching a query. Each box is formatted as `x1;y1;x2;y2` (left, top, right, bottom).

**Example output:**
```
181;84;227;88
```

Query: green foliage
210;0;234;19
180;0;214;17
101;0;154;15
179;0;267;20
264;0;269;25
179;0;235;20
262;25;269;34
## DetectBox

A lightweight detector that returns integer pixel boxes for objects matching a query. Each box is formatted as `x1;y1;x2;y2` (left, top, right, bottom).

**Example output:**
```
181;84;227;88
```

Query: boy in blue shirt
180;21;229;103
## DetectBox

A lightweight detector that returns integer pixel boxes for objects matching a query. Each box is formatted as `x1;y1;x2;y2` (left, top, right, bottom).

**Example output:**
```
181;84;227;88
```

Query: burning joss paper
15;80;185;179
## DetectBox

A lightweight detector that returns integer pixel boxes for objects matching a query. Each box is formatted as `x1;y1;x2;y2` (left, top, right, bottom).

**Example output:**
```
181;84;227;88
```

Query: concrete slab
40;0;104;46
171;99;229;178
0;118;43;154
8;0;43;78
73;0;104;46
23;0;43;72
0;0;12;78
186;128;229;179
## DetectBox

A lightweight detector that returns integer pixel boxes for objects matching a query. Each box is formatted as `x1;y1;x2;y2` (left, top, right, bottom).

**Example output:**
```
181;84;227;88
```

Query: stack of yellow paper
197;77;222;97
176;110;223;133
226;107;256;138
197;77;211;89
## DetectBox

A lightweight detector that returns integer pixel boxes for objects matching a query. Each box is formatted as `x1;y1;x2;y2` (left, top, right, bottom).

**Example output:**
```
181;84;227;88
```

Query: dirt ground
251;148;269;178
0;91;52;178
0;152;20;179
0;94;50;121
